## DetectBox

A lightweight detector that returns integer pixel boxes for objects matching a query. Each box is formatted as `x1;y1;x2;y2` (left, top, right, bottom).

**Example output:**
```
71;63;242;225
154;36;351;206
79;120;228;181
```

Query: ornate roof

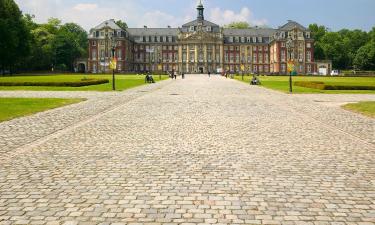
279;20;307;31
93;19;122;30
127;28;179;36
182;19;219;28
223;28;276;37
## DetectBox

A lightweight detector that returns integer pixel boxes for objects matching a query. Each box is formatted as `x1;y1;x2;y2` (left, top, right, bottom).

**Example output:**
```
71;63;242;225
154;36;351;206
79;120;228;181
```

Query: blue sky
15;0;375;31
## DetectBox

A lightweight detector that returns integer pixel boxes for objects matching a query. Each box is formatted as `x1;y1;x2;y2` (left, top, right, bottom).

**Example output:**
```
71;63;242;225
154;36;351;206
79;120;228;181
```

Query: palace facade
87;2;316;74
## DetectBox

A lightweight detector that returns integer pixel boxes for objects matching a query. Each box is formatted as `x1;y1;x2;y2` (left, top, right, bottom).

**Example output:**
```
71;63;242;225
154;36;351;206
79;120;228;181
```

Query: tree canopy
224;21;251;29
0;0;30;73
309;23;375;70
0;0;88;73
115;20;128;30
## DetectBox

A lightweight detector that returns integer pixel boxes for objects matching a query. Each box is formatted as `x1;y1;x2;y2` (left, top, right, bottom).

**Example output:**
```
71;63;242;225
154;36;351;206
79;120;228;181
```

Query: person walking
208;71;211;78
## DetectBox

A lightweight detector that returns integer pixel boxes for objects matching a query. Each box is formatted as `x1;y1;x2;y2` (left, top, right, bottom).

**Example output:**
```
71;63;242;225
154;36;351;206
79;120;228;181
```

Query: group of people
168;70;186;80
145;72;155;83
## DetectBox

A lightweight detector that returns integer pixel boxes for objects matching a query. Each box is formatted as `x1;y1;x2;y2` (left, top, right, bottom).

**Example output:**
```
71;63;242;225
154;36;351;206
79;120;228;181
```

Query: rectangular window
307;43;311;48
307;51;311;62
281;42;286;48
281;64;286;72
117;50;122;60
253;37;257;43
299;52;303;62
92;41;96;46
281;50;286;62
230;53;234;63
190;53;194;62
253;54;257;63
92;49;97;60
264;54;269;63
259;53;263;63
307;64;312;73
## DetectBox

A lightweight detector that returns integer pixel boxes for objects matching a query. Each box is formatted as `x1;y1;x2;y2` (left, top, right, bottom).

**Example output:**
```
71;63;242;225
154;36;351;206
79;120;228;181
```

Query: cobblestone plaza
0;76;374;225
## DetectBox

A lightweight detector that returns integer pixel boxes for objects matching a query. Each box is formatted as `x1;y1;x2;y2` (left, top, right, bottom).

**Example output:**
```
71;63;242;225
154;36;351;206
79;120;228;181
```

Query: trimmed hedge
0;79;109;87
294;81;326;90
294;81;375;90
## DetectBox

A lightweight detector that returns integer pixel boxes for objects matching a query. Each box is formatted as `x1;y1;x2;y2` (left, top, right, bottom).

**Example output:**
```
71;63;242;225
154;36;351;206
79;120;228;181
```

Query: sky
15;0;375;32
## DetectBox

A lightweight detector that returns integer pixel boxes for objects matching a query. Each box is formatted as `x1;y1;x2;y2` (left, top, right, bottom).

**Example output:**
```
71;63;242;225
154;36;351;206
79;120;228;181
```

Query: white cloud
14;0;267;30
209;7;268;26
73;3;98;12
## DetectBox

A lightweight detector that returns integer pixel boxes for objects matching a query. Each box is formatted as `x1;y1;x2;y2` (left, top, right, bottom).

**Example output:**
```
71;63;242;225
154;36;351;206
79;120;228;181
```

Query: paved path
0;76;374;225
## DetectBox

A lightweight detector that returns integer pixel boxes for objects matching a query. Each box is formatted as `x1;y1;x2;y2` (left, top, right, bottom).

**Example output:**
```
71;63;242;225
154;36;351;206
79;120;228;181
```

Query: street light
111;37;117;91
286;36;295;93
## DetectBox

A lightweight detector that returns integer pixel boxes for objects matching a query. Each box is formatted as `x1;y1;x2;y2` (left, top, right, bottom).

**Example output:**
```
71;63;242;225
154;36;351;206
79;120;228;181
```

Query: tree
309;24;327;42
354;40;375;70
0;0;30;74
115;20;128;30
308;24;328;60
52;23;87;71
224;21;251;29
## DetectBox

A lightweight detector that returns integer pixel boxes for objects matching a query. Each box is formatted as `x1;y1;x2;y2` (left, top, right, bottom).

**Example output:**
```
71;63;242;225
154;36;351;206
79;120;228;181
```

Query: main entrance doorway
199;67;204;74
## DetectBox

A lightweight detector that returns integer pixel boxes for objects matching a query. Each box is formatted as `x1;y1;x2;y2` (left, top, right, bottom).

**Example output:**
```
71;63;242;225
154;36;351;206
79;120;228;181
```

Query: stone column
195;44;198;72
220;44;224;70
178;45;183;73
213;44;216;70
204;44;208;73
186;45;190;73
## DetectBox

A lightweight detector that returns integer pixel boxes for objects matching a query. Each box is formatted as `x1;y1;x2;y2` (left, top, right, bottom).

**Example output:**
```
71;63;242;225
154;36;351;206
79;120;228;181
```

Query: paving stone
0;75;374;224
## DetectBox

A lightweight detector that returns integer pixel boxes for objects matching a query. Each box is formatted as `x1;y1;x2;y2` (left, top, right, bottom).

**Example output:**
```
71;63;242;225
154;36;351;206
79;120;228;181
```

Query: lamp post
111;37;117;91
158;55;162;80
286;37;294;93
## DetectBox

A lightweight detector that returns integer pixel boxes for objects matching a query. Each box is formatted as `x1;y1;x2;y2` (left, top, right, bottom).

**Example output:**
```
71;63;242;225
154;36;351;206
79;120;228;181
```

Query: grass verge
234;75;375;94
0;74;169;91
0;98;84;122
342;101;375;118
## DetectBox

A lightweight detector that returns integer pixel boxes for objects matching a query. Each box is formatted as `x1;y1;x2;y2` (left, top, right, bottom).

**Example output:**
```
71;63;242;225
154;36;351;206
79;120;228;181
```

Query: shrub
294;81;326;90
0;79;109;87
294;81;375;90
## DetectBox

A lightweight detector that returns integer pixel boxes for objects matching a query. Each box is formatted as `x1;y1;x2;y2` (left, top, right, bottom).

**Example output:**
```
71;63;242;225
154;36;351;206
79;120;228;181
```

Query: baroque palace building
87;2;316;74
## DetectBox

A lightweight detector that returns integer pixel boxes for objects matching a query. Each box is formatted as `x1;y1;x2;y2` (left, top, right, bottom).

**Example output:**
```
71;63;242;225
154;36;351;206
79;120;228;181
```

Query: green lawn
0;74;169;91
0;98;84;122
342;101;375;118
234;75;375;94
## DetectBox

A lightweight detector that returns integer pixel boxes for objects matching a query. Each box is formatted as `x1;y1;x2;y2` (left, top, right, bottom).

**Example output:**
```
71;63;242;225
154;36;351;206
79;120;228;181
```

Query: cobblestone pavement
0;75;374;225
